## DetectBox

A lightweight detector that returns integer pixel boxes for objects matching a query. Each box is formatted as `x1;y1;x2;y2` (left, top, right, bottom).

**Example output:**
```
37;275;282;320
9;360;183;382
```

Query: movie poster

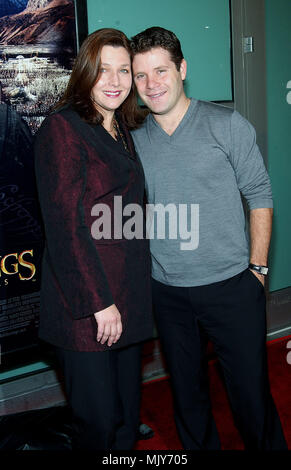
0;0;78;365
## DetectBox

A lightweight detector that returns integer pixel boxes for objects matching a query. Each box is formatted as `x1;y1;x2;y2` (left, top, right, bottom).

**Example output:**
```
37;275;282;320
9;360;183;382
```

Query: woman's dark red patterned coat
34;107;153;351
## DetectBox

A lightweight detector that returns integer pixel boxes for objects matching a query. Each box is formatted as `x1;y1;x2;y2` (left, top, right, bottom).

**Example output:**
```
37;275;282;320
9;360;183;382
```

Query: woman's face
91;45;132;115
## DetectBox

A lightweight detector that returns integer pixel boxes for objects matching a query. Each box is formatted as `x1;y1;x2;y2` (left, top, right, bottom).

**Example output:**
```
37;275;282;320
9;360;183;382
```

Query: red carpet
136;336;291;450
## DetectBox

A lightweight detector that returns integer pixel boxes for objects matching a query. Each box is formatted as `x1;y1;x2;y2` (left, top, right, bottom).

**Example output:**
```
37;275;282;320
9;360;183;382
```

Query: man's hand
94;304;122;347
249;269;265;287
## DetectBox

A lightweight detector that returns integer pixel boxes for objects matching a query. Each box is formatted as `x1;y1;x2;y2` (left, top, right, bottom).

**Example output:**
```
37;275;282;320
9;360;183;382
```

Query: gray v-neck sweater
132;99;273;287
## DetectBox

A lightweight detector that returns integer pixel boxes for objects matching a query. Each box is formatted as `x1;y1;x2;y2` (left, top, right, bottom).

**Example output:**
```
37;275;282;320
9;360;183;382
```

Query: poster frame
0;0;89;373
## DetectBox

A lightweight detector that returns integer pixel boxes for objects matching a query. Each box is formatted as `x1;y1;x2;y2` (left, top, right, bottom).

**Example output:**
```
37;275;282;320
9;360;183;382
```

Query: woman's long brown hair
56;28;146;129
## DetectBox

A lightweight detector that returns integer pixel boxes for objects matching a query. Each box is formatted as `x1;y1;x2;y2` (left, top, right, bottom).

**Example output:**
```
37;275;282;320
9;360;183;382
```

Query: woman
34;28;153;450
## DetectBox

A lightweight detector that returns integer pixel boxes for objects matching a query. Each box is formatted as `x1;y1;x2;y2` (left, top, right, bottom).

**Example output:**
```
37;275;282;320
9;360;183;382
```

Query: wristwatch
248;263;269;276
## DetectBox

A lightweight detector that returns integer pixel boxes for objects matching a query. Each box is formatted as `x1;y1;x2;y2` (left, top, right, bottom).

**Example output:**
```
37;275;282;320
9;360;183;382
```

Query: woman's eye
120;69;130;73
136;74;144;80
100;68;107;73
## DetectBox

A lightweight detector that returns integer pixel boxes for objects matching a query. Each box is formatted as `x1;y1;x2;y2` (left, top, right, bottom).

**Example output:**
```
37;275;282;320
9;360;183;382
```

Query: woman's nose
109;71;120;87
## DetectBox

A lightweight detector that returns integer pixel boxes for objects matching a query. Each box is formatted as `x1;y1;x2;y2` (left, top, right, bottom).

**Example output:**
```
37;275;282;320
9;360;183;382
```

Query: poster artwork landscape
0;0;77;133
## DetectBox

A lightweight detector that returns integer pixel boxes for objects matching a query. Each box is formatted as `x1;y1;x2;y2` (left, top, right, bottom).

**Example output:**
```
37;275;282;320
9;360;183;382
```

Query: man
130;27;287;450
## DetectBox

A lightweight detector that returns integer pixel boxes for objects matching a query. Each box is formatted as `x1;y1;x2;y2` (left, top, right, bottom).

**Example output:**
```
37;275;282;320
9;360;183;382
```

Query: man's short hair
130;26;184;71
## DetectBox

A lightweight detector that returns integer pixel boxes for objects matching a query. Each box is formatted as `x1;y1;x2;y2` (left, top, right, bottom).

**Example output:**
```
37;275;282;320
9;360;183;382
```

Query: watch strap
249;263;269;276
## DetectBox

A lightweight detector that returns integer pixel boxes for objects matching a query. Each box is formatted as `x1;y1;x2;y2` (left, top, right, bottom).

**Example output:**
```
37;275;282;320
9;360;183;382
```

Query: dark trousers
152;269;287;450
55;343;142;450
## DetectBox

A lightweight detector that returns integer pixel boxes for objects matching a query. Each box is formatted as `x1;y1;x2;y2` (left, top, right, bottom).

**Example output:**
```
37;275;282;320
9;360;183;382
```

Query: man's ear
180;59;187;81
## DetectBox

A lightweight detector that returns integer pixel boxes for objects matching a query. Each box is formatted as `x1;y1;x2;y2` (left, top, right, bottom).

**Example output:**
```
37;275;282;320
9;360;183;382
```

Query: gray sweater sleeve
229;110;273;210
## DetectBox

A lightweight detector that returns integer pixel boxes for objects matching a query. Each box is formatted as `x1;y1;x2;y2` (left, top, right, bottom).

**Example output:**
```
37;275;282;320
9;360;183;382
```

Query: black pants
55;343;142;450
152;269;287;450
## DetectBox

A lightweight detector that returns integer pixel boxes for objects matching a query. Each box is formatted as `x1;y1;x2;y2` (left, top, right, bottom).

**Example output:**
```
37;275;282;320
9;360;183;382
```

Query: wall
265;0;291;291
86;0;232;101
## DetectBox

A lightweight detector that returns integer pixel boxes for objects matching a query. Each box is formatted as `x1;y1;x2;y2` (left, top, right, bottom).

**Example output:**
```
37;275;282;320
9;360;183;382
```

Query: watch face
261;267;268;275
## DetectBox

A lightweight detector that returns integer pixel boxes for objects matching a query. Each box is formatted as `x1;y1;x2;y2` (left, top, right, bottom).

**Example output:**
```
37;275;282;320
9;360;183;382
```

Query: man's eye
120;69;130;73
158;69;166;74
136;74;145;80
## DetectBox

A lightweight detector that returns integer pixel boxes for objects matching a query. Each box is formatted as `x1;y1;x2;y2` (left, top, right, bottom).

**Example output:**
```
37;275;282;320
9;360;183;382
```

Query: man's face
132;47;186;116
